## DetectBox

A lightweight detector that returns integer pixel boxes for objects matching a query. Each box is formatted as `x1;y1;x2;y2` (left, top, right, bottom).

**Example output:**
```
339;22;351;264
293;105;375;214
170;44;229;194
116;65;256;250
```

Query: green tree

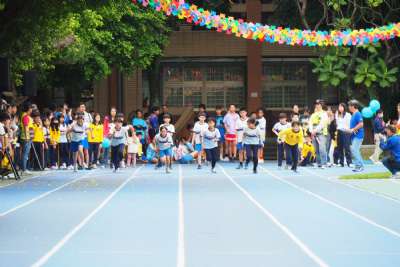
271;0;400;111
0;0;169;89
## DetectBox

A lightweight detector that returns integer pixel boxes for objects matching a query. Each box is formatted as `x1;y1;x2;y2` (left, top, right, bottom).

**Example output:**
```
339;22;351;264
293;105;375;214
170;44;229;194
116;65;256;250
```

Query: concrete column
246;0;262;109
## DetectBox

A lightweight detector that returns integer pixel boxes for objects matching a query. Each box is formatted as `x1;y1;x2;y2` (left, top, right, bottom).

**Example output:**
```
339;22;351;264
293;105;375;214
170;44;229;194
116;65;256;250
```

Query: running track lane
184;164;321;267
34;166;178;267
219;163;400;267
0;169;133;267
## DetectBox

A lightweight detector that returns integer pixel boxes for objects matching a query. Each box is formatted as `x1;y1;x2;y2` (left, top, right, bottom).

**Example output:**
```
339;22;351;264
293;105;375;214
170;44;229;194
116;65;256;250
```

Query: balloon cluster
133;0;400;47
361;100;381;119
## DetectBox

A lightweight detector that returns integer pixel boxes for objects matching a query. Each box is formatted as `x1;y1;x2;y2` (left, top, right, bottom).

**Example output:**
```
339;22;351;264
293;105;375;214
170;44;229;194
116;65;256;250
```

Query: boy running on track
192;112;208;169
243;118;262;174
155;126;174;173
202;117;221;173
278;121;304;173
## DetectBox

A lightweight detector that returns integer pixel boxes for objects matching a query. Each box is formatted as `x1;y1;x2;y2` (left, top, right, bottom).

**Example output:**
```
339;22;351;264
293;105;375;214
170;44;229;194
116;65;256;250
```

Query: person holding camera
380;125;400;179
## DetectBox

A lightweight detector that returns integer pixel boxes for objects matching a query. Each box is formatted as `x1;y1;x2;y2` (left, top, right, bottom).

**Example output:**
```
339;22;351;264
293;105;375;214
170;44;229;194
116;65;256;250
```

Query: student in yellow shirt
88;113;103;169
32;111;45;170
278;121;304;172
300;135;316;166
49;117;60;169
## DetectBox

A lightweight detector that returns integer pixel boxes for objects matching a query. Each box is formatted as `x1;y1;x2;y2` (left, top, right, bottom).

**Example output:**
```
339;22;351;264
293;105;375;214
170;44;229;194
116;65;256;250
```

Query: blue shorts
82;138;89;149
195;144;202;152
179;154;194;164
217;127;225;143
237;142;244;151
70;141;83;153
159;148;172;158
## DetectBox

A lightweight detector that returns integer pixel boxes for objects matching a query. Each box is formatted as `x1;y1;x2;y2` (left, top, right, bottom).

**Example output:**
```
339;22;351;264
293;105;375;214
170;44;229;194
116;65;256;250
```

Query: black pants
59;143;70;165
111;144;124;170
245;144;259;171
337;130;352;166
285;143;299;171
300;152;313;166
205;147;218;169
382;157;400;175
277;143;284;167
89;142;100;165
32;142;44;170
49;145;58;166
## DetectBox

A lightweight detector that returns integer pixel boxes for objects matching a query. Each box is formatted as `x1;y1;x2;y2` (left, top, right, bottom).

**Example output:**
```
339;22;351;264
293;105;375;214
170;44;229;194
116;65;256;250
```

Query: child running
155;126;174;173
278;121;304;172
109;118;129;172
256;108;266;163
272;113;291;168
69;113;90;172
49;117;60;169
236;107;248;169
243;118;262;173
192;112;208;169
88;113;103;169
202;118;221;173
58;115;70;169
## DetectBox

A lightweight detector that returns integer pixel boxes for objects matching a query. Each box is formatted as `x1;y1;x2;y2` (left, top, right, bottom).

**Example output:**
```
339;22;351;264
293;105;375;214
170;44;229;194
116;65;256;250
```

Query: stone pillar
246;0;262;109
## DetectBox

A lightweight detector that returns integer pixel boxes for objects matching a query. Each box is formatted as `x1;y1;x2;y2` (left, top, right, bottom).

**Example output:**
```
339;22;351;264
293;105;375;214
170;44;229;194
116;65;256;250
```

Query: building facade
94;0;338;118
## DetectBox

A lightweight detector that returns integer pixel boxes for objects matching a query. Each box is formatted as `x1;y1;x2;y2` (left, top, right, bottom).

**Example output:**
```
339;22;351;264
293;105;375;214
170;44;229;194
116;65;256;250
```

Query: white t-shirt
273;122;291;141
155;133;173;150
202;128;221;149
243;127;262;145
59;123;69;143
71;122;88;142
236;117;248;143
127;136;140;154
160;123;175;135
335;112;352;131
111;126;129;147
257;117;266;141
193;121;208;144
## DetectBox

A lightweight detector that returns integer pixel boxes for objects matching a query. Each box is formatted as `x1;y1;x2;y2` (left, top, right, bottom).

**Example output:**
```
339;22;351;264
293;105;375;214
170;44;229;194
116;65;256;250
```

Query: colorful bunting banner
132;0;400;47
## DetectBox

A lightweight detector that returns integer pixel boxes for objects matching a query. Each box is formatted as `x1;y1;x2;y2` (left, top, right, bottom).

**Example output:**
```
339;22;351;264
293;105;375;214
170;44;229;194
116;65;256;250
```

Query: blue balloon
369;99;381;112
102;138;111;149
362;107;374;119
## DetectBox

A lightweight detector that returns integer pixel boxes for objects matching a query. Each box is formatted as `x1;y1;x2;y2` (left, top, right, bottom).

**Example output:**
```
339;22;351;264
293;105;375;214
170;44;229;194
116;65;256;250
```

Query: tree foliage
0;0;169;88
271;0;400;107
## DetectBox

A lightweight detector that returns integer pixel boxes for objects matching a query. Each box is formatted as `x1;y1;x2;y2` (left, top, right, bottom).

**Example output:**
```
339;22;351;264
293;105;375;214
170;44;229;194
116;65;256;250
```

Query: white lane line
31;166;143;267
260;166;400;239
0;170;96;217
177;165;185;267
302;168;400;205
219;165;329;267
0;171;51;189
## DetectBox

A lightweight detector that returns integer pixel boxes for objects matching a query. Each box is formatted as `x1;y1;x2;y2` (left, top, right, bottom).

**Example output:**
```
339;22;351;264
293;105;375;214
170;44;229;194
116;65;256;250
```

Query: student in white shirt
68;114;90;172
109;118;130;172
192;112;208;169
155;126;174;173
256;108;266;163
272;113;291;168
58;115;70;169
202;118;221;173
335;103;352;167
243;118;262;173
236;108;248;169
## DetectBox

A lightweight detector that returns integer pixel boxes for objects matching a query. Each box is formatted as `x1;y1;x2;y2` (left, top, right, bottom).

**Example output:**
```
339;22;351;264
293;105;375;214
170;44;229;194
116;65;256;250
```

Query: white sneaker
51;166;58;170
23;170;33;175
223;157;229;162
259;159;264;164
44;167;50;171
61;163;67;170
391;173;400;179
91;164;97;169
83;163;88;169
67;165;74;170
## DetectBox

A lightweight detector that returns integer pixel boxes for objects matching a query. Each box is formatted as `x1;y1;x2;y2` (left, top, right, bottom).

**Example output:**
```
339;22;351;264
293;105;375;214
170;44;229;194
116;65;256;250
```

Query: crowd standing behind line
0;99;399;179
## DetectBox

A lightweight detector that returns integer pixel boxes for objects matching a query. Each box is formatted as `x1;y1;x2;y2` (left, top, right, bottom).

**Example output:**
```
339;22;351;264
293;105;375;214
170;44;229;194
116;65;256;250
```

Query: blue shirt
373;117;385;134
380;135;400;162
132;118;147;141
350;111;364;139
148;114;159;131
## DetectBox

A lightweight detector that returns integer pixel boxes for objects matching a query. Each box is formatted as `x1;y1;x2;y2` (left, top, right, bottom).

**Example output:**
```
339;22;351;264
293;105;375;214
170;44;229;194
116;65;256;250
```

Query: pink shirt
223;112;239;134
